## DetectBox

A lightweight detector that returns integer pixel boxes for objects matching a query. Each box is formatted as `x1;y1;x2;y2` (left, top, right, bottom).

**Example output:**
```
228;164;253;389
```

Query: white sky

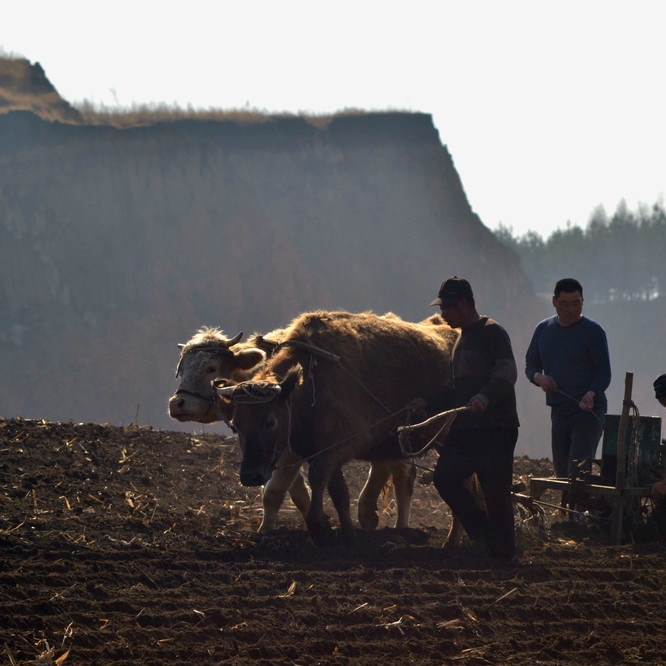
3;0;665;238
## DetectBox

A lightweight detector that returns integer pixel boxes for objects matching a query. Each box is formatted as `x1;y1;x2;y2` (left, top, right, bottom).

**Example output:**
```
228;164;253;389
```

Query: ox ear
235;348;266;371
250;334;281;356
279;364;303;399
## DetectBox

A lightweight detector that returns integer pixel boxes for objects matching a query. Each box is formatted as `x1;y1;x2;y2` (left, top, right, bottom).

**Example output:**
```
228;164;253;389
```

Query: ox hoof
307;517;335;547
340;524;357;546
419;470;435;485
308;526;334;547
357;509;379;531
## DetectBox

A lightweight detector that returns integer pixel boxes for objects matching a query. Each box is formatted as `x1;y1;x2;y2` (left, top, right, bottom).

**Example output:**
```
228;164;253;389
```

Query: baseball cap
429;276;474;307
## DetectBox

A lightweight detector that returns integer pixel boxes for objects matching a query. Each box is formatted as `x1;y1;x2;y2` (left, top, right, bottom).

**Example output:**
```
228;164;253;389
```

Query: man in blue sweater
525;278;611;478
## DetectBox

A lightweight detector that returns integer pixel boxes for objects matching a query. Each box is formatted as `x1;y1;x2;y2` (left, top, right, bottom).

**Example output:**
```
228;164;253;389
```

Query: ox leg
305;462;335;547
258;450;308;533
327;466;356;545
390;460;417;529
357;462;391;530
286;467;311;524
358;461;417;530
305;456;353;546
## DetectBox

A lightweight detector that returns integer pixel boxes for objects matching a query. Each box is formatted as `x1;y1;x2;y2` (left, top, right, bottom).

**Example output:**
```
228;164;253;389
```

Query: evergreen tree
496;201;665;303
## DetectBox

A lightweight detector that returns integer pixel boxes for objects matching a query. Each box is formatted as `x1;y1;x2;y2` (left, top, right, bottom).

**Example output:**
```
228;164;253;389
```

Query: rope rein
553;388;607;426
279;406;411;468
397;406;470;457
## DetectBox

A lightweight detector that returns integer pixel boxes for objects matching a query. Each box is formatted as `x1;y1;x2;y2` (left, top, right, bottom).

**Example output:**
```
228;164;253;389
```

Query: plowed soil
2;417;666;665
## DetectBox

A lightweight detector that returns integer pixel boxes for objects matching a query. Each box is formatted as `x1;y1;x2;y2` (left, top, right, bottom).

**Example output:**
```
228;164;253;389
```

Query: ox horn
225;331;243;347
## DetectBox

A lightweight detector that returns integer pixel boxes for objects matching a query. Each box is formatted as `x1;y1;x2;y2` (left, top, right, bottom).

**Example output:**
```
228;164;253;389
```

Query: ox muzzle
239;463;274;487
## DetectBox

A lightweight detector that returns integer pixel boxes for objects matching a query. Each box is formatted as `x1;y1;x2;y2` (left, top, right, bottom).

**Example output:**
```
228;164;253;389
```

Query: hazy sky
3;0;664;238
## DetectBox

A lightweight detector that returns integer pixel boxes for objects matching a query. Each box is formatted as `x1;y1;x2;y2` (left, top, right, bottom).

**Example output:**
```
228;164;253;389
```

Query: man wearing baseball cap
429;276;519;560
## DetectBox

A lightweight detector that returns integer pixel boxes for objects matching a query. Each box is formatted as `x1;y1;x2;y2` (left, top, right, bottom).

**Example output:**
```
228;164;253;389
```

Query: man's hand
467;395;487;413
533;372;557;392
579;391;595;411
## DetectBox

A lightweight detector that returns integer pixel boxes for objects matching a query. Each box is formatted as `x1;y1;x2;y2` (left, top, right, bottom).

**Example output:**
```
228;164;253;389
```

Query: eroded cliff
0;63;549;453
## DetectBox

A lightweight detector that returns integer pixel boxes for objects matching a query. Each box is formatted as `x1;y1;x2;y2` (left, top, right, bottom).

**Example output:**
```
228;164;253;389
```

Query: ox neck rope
174;386;235;429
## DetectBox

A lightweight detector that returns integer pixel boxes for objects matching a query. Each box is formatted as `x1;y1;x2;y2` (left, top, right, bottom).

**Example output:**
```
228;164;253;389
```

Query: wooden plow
529;372;665;545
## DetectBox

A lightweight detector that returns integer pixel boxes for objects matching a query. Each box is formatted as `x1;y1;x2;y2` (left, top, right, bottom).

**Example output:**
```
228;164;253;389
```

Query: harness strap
277;339;390;413
277;339;341;363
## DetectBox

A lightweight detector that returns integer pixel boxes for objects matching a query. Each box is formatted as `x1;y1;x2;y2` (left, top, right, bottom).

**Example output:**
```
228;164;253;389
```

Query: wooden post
610;372;633;544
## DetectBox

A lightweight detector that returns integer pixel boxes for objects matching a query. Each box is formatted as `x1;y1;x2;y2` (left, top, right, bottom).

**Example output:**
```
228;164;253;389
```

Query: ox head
217;365;302;487
168;329;267;424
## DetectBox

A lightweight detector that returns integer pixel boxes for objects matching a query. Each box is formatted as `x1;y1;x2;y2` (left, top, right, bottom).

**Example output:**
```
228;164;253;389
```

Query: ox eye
265;416;279;432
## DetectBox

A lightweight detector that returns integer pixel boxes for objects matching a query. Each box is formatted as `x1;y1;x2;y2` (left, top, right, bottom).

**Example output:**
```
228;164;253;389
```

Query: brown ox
167;326;422;532
219;310;458;546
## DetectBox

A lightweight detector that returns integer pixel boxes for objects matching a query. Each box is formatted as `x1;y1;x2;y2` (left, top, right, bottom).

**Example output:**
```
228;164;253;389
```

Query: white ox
168;327;417;532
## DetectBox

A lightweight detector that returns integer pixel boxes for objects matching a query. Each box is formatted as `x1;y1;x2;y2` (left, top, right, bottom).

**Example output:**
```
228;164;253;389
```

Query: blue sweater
525;315;611;407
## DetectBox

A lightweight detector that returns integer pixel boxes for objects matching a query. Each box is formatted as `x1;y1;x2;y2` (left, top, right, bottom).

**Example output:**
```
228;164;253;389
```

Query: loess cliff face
0;57;82;123
0;60;549;454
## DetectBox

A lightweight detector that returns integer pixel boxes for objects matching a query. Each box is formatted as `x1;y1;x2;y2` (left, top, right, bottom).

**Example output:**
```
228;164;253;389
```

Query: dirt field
2;417;666;665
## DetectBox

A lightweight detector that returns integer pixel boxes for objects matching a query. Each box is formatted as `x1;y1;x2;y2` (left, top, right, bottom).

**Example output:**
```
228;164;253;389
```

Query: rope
276;339;341;363
287;407;411;467
397;406;470;457
625;401;644;517
553;388;607;426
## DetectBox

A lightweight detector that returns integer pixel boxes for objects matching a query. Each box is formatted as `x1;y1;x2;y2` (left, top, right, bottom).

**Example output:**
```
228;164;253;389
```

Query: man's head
430;276;476;328
552;278;584;327
654;374;666;408
554;278;583;299
430;276;475;308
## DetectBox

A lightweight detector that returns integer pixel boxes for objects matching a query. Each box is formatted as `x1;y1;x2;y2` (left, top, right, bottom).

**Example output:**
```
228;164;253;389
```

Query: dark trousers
551;402;606;478
433;427;518;559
